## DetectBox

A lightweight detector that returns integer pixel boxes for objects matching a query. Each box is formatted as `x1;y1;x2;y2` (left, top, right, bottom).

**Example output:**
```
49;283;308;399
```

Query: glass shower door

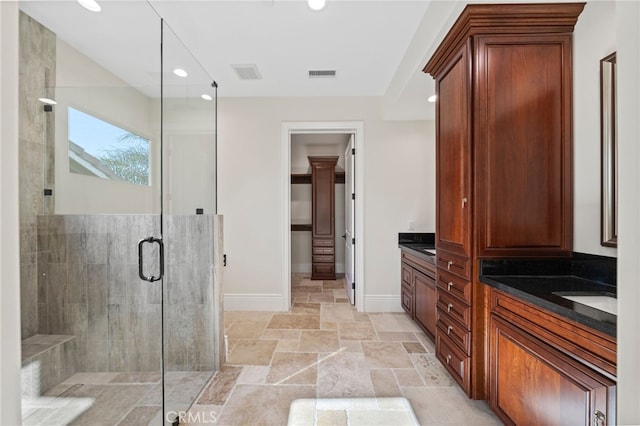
160;20;219;426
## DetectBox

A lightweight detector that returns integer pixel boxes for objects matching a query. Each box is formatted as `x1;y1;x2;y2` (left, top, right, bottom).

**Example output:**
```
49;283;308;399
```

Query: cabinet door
435;41;472;256
490;316;615;426
414;270;436;337
475;35;573;257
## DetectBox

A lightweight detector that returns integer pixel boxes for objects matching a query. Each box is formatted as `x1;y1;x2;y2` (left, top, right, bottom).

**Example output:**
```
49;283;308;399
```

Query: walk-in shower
18;2;222;424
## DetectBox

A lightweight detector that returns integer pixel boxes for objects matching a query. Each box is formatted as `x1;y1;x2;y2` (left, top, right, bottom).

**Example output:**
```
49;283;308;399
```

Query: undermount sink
556;294;617;316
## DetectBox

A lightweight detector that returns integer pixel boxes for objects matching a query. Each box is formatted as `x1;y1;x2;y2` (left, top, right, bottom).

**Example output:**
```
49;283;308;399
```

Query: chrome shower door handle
138;237;164;282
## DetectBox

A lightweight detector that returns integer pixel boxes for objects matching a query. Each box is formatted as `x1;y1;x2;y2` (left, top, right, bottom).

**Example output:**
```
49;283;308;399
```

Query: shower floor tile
22;371;213;426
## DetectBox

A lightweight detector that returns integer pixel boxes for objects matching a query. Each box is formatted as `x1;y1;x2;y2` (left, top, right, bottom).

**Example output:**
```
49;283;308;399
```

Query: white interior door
344;135;355;304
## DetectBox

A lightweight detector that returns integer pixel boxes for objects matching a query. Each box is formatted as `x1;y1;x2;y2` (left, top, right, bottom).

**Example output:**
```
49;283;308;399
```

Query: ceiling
19;0;471;120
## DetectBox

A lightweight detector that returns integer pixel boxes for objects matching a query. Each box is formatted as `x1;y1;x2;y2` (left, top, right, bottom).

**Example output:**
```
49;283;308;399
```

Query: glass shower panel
18;2;165;424
160;20;220;425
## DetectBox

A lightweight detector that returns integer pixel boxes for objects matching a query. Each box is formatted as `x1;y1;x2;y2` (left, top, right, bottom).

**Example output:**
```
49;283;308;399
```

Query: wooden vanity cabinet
489;288;616;426
400;252;436;339
309;156;338;280
423;3;584;399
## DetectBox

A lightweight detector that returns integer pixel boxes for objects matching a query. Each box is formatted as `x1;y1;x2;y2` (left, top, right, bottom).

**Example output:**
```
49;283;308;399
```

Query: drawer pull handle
462;197;468;208
447;303;453;313
447;281;453;291
446;354;452;364
447;261;453;270
447;325;453;335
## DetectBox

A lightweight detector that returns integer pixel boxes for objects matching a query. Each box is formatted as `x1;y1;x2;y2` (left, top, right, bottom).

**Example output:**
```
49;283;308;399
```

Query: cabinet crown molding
423;2;585;77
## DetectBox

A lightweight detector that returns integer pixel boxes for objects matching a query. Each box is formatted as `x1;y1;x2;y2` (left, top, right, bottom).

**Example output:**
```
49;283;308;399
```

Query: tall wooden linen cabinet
423;3;584;399
309;156;338;280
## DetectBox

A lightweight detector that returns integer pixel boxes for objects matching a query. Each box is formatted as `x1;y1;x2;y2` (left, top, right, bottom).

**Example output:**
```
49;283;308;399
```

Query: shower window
68;106;151;185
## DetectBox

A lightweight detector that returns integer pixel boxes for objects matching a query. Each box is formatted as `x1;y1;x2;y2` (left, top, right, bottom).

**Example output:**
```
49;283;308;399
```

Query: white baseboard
363;294;403;313
224;294;286;311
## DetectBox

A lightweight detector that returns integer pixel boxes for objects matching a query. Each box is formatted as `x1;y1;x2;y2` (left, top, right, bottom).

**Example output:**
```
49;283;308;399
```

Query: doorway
282;122;364;312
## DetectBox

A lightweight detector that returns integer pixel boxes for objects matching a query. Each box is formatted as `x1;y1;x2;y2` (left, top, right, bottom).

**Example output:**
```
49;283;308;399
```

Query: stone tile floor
185;274;501;426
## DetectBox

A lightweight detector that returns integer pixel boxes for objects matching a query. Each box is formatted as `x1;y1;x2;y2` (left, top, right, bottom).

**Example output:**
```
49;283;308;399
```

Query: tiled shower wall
37;214;219;372
19;11;56;339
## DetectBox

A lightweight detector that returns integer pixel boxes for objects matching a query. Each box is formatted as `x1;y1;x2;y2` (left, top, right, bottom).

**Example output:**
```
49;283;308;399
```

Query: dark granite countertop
398;232;437;265
480;255;617;338
399;243;437;265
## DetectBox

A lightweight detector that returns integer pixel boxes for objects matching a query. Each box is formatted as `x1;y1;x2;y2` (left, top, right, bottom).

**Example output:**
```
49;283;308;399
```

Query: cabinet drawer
437;309;471;355
437;290;471;329
313;246;335;255
437;269;472;305
401;286;414;316
401;263;413;290
436;329;470;392
313;239;334;247
401;252;436;279
436;250;471;280
312;255;334;263
312;263;335;276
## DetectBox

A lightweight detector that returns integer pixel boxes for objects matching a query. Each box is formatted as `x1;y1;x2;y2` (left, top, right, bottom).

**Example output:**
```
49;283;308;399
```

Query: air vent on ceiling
231;64;262;80
308;70;336;78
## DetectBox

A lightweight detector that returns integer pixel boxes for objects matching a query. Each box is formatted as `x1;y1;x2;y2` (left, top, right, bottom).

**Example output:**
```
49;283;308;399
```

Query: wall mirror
601;51;617;247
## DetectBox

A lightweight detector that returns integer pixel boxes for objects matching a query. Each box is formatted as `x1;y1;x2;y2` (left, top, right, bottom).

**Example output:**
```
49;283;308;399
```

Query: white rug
288;397;420;426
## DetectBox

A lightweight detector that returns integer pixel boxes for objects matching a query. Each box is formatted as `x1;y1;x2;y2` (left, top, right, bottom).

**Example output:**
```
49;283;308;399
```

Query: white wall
218;97;434;310
615;0;640;422
0;2;23;423
54;39;160;214
573;1;617;257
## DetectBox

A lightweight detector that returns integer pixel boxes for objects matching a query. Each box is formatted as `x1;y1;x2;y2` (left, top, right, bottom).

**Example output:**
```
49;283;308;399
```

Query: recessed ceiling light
38;97;57;105
173;68;188;78
308;0;326;11
77;0;101;12
427;95;437;103
201;94;213;101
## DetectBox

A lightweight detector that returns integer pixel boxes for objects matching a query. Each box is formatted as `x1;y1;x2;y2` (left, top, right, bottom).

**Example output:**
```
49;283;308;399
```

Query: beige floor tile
403;341;427;353
197;366;242;405
410;353;456;386
338;322;378;341
317;351;375;398
322;280;345;289
321;321;337;330
227;340;277;366
183;405;223;426
236;366;269;385
266;352;318;385
262;329;301;340
225;320;268;339
370;369;402;397
335;298;349;303
291;302;321;314
353;312;371;322
377;331;419;342
267;314;320;330
299;330;340;352
293;295;310;303
321;304;355;323
339;340;363;352
332;289;349;298
369;313;421;332
401;386;501;425
215;384;316;426
115;406;161;426
276;339;300;352
415;332;436;352
309;292;336;303
393;368;425;386
361;341;414;368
